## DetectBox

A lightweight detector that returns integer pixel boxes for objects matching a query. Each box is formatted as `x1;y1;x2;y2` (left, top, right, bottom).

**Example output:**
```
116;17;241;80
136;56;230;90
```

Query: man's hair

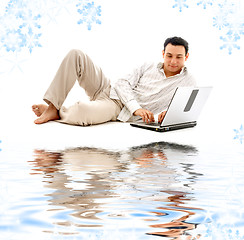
164;36;189;55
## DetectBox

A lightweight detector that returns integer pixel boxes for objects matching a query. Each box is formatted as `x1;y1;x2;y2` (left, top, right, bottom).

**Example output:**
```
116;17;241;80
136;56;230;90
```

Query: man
32;36;196;126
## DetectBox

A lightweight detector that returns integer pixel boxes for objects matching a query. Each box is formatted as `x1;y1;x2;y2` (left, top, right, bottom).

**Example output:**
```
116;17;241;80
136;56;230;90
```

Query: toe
34;118;40;124
32;105;38;110
34;118;43;124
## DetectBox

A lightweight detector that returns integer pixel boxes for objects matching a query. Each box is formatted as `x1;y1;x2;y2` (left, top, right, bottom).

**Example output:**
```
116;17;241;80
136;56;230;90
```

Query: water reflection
148;191;201;239
30;142;203;239
31;148;123;227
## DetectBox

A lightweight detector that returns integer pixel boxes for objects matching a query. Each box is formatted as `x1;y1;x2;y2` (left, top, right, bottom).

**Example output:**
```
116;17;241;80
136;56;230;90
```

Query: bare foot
33;103;60;124
32;104;48;117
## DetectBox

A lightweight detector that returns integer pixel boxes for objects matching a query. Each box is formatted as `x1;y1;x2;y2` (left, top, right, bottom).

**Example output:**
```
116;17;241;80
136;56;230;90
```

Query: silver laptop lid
161;86;212;127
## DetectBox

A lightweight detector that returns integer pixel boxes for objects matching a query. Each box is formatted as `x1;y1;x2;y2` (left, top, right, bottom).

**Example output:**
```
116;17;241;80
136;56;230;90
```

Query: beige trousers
44;49;123;126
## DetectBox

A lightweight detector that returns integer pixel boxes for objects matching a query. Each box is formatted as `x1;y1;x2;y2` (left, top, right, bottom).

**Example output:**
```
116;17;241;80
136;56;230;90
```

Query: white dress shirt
109;62;196;122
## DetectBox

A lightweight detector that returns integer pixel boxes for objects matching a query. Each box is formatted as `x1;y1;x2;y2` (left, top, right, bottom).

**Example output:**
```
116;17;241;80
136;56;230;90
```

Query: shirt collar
157;62;187;77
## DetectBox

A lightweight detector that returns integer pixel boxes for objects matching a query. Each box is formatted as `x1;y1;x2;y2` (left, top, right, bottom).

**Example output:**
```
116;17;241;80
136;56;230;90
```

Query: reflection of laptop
130;86;212;132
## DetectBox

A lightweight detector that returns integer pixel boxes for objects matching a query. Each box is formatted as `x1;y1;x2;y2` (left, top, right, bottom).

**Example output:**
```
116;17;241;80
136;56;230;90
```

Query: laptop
130;86;212;132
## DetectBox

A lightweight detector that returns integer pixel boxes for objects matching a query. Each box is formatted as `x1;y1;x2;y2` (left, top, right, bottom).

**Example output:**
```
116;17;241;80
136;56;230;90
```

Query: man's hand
158;111;166;124
133;108;155;123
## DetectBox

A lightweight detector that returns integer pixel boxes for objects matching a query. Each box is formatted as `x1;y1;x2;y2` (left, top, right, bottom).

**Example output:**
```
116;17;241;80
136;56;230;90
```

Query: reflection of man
32;36;196;126
149;190;201;239
31;142;201;239
31;148;121;221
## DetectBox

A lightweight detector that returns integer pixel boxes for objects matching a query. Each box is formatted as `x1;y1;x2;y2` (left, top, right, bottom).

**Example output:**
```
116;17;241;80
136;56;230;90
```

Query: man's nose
171;58;177;64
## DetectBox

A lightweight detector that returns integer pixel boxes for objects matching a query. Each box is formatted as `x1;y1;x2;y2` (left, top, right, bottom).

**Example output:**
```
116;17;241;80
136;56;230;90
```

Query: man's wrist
125;100;142;115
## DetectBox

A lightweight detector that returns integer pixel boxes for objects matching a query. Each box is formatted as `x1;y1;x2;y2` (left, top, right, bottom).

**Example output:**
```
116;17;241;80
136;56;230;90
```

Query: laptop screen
161;87;212;127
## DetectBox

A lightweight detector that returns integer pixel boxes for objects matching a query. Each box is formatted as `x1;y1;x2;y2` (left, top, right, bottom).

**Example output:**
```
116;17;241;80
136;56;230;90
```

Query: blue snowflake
213;13;229;30
220;34;240;55
233;124;244;144
214;2;244;38
202;223;244;239
19;10;41;32
227;229;244;240
18;10;42;53
1;29;25;52
212;2;232;30
197;0;213;9
172;0;243;55
172;0;189;12
1;0;42;53
22;28;42;53
217;1;244;55
5;0;25;17
227;20;244;42
76;1;102;30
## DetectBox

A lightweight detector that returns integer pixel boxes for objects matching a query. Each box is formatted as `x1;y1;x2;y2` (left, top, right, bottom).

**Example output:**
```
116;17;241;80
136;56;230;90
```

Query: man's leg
58;88;123;126
33;49;111;124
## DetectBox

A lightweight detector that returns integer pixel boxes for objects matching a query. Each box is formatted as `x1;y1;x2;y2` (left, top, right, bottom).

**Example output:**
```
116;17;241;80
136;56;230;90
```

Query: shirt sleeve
114;63;148;114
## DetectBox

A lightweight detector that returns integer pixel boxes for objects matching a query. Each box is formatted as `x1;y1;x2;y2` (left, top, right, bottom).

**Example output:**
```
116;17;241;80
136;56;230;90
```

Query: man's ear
185;52;189;61
162;50;165;58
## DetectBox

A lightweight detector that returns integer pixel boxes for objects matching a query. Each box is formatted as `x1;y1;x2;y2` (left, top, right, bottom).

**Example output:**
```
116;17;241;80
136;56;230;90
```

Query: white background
0;0;244;150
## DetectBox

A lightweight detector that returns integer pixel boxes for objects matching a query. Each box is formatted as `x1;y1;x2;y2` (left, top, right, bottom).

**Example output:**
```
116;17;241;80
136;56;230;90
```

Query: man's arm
114;63;155;122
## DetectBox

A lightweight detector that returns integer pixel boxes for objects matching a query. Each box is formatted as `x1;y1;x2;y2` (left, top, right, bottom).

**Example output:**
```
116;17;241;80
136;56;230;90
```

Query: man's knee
67;49;85;59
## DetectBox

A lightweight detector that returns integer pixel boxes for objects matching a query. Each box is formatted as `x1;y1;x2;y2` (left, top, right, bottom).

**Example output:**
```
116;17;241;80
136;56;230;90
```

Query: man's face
162;43;189;77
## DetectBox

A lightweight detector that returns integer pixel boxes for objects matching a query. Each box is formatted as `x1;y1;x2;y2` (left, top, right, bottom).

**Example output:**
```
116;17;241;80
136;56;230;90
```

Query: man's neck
163;65;184;78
